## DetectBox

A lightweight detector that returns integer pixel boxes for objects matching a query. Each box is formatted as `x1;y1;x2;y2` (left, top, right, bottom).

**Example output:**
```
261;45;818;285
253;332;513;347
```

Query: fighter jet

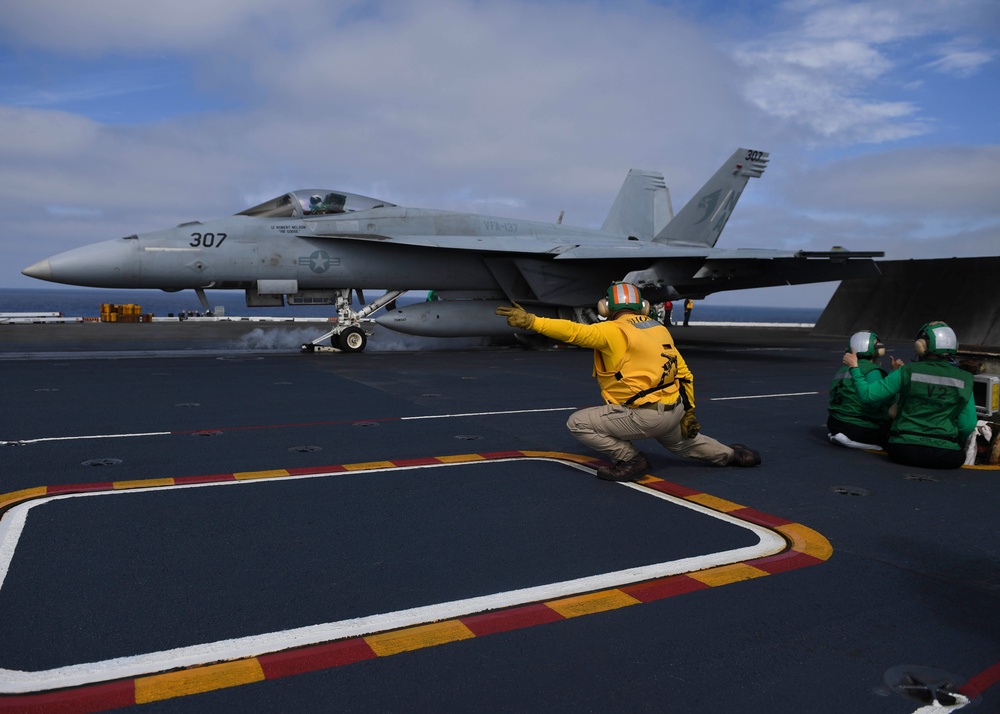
22;148;882;352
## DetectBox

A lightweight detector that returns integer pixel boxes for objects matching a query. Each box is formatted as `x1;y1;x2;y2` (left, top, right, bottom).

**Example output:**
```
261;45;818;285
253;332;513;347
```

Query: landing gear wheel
338;326;367;353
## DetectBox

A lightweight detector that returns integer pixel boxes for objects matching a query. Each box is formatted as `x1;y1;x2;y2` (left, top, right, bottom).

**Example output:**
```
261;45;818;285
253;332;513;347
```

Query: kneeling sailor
496;282;761;482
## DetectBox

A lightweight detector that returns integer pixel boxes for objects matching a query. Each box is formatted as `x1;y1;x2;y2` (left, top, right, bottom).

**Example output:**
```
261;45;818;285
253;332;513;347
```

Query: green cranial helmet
605;282;644;312
848;330;884;359
915;321;958;357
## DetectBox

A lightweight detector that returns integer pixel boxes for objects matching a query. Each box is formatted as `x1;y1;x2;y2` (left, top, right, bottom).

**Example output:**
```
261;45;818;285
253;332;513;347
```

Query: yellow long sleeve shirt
530;313;696;408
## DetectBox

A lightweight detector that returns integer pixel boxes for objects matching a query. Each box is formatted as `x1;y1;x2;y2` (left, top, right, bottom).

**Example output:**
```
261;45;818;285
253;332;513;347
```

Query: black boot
727;444;761;467
596;452;651;481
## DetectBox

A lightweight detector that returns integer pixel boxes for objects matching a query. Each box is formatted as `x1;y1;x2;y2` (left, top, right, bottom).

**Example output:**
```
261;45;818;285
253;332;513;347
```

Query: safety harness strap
622;380;671;406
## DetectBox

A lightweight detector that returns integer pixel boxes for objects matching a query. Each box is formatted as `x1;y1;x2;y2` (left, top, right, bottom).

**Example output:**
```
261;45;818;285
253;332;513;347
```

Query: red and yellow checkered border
0;450;831;712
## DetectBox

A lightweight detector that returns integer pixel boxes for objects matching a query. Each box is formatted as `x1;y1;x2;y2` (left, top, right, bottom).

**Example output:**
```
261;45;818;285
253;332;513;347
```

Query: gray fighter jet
22;148;882;352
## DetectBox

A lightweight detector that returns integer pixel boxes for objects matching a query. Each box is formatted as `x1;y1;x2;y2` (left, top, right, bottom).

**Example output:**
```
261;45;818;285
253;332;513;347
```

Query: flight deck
0;326;997;712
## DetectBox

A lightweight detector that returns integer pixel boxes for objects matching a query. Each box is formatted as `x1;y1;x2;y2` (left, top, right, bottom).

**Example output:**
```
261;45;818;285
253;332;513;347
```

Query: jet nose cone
22;258;53;281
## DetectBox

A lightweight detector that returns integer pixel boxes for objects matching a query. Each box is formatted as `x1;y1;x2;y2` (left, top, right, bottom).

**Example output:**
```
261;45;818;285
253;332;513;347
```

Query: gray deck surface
0;323;996;712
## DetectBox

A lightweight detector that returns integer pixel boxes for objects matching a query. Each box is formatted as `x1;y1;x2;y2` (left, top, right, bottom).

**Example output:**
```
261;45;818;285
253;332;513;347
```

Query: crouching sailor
496;282;761;482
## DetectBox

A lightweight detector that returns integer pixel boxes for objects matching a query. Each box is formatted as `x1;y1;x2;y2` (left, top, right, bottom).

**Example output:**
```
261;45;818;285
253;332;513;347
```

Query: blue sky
1;0;997;306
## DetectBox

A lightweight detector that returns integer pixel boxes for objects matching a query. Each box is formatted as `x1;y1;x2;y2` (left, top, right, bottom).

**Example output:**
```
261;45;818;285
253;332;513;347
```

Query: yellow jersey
530;313;695;408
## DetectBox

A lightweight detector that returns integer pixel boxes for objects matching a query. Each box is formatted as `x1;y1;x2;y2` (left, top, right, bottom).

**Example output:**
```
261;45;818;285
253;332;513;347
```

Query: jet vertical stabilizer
601;170;673;241
653;148;768;248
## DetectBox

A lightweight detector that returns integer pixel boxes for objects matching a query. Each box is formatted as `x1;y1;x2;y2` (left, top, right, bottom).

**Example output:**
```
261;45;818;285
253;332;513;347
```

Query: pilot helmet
598;282;650;317
848;330;885;359
914;321;958;357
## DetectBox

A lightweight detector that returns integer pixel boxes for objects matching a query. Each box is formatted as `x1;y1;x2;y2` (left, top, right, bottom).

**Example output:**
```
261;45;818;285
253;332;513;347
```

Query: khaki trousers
566;403;734;465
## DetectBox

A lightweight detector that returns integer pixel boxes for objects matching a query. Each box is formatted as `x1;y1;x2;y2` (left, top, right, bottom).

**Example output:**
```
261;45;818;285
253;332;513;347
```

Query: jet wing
308;226;881;264
306;228;770;259
307;229;593;255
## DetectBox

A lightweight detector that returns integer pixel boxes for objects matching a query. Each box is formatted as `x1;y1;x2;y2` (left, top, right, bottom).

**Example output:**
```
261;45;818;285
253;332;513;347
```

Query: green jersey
851;359;976;451
829;360;891;429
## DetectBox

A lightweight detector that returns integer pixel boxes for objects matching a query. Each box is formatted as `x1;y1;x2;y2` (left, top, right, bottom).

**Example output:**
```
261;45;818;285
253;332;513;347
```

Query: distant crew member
496;282;760;481
843;321;976;469
828;330;899;450
683;298;694;327
663;300;674;325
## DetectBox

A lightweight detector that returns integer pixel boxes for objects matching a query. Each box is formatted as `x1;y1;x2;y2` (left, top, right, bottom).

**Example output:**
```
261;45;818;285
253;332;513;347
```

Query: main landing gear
300;289;406;354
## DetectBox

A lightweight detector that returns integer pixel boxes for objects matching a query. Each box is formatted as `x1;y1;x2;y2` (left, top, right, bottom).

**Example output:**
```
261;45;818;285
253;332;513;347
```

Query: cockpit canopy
237;190;395;219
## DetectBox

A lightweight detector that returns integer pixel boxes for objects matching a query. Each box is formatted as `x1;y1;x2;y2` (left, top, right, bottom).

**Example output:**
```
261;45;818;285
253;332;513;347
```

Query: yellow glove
680;410;701;439
495;302;536;330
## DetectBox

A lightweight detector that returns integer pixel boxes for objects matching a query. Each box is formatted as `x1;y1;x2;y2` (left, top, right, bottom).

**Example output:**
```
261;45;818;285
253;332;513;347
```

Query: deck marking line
1;431;171;445
0;452;832;709
959;659;1000;699
400;407;576;420
0;480;783;693
546;589;642;618
113;479;175;490
709;391;819;401
365;620;476;657
134;659;265;704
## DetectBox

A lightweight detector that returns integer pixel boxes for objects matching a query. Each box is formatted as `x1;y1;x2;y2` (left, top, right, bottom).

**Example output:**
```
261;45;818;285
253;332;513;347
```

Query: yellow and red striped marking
0;450;829;712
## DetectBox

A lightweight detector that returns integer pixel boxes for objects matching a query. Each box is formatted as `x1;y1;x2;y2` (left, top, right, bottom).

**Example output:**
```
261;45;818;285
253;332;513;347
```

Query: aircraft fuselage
24;208;615;294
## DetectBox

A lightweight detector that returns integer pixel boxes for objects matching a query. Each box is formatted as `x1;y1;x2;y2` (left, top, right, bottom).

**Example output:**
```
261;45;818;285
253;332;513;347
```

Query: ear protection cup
914;338;927;357
640;300;650;316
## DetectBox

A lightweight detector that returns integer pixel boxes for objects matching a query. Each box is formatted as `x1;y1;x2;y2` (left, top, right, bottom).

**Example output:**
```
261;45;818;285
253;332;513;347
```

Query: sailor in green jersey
843;321;976;469
828;330;900;449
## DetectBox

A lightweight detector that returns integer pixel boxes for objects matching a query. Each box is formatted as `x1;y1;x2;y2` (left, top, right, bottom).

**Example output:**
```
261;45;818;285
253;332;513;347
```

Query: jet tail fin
601;169;674;241
653;148;768;248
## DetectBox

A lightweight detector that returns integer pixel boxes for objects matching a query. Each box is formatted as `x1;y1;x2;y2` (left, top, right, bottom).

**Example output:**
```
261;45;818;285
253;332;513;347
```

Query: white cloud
0;0;317;52
926;45;995;77
784;145;1000;217
732;0;998;144
796;1;917;44
0;0;997;310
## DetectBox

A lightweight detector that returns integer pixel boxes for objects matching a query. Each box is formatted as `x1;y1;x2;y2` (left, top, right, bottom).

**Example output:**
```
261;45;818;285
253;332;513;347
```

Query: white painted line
710;391;819;401
0;457;785;694
0;432;170;445
0;504;30;594
400;407;575;420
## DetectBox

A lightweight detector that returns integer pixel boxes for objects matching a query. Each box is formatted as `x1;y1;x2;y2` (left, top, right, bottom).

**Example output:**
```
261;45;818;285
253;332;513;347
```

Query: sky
0;0;997;307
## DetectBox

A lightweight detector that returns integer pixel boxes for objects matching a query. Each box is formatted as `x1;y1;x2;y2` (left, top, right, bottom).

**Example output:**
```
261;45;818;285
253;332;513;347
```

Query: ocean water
0;287;822;324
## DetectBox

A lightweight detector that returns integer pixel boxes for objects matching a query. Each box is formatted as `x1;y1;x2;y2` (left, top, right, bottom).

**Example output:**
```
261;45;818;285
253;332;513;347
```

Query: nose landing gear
300;289;405;354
